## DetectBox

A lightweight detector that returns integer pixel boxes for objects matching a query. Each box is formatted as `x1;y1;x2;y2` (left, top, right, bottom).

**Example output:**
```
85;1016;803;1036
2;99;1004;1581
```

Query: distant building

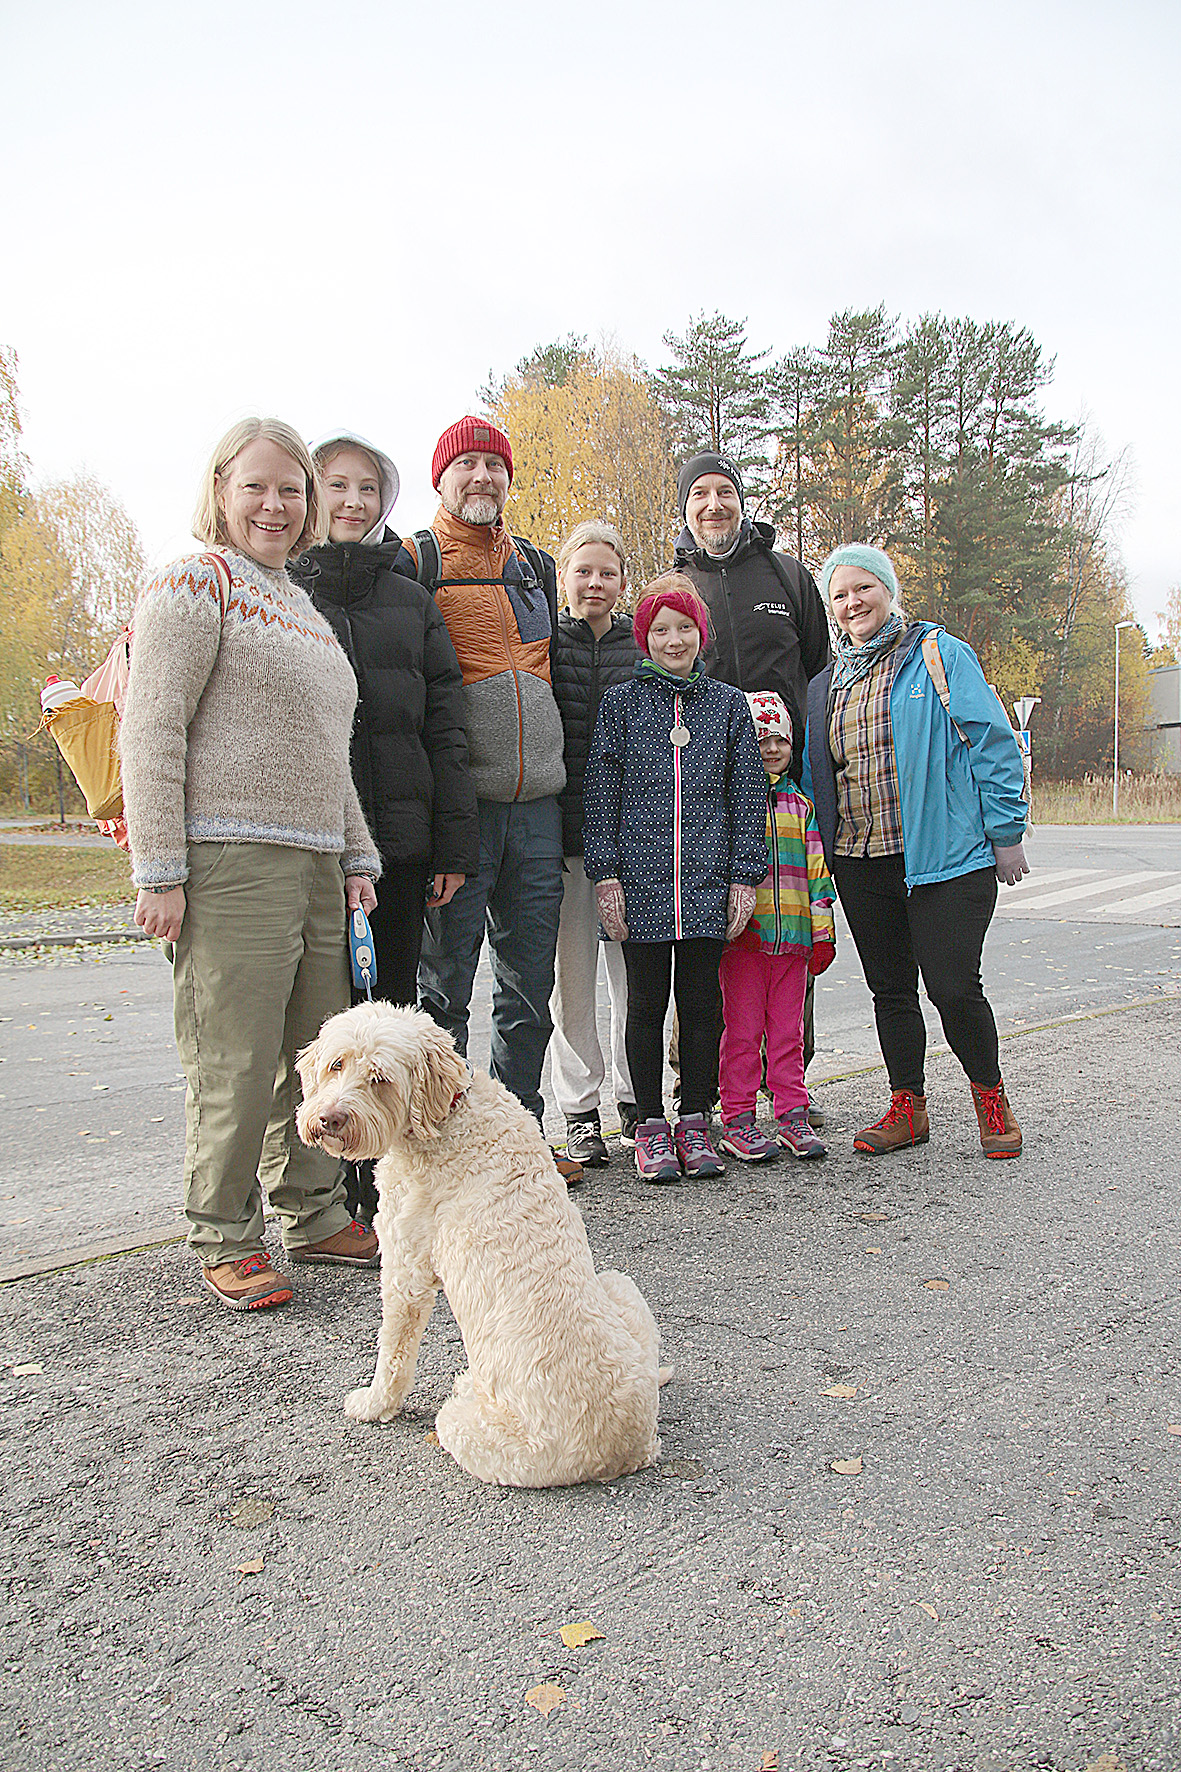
1148;663;1180;774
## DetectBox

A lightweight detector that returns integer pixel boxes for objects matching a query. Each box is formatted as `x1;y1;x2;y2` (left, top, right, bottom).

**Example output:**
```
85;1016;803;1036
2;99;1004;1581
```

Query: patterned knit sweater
730;772;836;959
121;548;380;889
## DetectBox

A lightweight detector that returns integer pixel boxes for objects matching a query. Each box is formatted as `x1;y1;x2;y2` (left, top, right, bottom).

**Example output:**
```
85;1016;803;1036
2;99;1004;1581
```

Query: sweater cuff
342;852;382;880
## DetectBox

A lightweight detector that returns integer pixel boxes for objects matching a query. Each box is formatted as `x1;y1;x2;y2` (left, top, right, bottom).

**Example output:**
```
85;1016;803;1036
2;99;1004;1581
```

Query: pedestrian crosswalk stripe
1002;869;1172;911
1092;880;1181;915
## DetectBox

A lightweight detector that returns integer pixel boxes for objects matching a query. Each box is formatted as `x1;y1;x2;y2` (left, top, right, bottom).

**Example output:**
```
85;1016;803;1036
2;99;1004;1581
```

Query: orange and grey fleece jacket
397;509;565;804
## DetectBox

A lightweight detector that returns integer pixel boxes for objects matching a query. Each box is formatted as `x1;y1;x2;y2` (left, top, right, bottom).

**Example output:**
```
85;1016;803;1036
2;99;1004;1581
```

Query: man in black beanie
671;452;831;1126
672;451;829;775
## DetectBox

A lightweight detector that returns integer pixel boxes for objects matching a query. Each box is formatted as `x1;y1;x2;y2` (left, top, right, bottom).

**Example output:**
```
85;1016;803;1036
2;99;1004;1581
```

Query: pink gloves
725;884;757;942
595;878;629;942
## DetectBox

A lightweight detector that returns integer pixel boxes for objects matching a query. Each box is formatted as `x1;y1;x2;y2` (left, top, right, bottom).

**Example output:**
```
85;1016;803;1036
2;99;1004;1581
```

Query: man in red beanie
397;419;574;1168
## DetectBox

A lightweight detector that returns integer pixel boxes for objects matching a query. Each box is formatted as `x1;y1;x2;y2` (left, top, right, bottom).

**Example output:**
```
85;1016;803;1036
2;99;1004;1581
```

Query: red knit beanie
633;583;711;655
431;416;513;490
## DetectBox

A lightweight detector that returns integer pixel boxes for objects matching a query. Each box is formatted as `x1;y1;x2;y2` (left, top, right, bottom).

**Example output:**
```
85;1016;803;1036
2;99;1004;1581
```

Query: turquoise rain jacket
803;623;1027;889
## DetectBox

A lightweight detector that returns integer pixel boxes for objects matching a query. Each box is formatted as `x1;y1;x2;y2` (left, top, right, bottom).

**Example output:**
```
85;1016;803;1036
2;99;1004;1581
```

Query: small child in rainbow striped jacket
718;691;836;1163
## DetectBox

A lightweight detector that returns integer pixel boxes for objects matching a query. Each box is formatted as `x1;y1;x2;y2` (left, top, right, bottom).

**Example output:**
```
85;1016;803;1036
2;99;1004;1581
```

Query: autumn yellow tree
488;345;679;596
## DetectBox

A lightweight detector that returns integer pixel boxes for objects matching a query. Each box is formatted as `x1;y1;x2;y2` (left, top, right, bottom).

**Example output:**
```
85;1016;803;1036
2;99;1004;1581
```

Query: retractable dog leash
349;906;377;1000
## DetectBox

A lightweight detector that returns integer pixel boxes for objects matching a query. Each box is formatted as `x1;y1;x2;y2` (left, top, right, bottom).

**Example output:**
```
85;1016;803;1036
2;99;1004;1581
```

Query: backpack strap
921;630;968;743
198;551;233;617
762;547;804;629
511;535;544;587
409;528;444;594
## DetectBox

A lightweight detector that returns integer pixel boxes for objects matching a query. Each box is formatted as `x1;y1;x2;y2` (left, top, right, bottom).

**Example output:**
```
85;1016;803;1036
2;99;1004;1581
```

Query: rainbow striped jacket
740;774;836;958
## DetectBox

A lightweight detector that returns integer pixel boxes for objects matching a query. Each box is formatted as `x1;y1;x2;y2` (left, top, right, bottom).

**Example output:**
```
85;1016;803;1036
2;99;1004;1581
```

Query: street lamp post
1113;621;1137;817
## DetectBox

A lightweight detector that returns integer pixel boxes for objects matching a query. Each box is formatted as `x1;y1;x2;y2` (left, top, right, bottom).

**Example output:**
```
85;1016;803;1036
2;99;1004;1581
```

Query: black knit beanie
677;451;745;521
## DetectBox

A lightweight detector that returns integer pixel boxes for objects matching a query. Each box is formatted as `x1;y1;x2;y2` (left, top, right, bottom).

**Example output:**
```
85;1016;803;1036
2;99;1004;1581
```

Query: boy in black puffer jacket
549;522;639;1167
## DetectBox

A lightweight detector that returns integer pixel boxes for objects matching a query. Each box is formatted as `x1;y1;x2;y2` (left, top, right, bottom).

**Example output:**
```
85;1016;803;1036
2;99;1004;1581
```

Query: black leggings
832;855;1000;1096
623;938;725;1122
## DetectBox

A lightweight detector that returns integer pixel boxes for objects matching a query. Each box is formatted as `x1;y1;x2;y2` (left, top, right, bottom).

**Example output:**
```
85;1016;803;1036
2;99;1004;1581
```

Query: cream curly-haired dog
296;1001;664;1487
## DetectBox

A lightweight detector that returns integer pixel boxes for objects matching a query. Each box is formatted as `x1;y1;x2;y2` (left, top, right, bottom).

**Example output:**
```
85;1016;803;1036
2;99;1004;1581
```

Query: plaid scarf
829;611;905;690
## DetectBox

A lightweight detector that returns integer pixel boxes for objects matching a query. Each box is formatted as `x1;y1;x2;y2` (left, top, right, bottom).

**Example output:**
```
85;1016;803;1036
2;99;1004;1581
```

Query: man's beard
689;515;742;556
444;492;502;527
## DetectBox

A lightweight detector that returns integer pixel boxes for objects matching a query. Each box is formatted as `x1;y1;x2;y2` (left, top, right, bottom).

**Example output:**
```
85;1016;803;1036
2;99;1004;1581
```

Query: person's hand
345;874;378;914
993;842;1029;886
595;878;629;942
725;883;757;942
134;885;186;942
428;872;465;907
808;940;836;976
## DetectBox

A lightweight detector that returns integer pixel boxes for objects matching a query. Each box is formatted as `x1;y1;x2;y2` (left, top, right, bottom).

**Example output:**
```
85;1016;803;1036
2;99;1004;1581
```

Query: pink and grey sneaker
777;1107;827;1160
718;1112;779;1163
634;1118;681;1184
673;1114;725;1179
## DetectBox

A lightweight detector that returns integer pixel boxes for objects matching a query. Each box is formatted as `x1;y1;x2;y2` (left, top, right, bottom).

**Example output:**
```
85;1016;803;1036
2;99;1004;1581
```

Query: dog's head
296;1002;470;1158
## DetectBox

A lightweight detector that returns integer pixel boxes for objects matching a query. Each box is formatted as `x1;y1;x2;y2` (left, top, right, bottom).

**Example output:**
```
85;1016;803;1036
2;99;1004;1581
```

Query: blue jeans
418;795;564;1123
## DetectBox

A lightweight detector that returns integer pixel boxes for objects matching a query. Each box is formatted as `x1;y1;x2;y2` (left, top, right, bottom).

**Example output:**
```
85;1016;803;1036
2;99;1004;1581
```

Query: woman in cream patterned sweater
120;418;382;1311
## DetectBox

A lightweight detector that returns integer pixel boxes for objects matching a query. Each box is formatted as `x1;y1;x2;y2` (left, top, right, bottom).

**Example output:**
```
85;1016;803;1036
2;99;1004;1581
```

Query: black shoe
565;1111;609;1168
617;1101;639;1147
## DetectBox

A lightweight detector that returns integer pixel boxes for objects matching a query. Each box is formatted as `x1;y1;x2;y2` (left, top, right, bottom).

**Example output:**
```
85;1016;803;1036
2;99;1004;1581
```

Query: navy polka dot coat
583;668;768;942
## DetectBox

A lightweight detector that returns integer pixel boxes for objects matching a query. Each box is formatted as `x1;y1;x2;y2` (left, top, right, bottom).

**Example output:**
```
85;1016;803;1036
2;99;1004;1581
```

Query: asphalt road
1;825;1179;1770
0;825;1177;1277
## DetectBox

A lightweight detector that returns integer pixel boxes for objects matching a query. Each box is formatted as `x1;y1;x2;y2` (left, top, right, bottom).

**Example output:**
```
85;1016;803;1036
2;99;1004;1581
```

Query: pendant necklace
669;691;690;748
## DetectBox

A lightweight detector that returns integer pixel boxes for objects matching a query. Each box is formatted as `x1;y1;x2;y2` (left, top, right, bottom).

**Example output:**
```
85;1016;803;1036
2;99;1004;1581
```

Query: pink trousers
718;943;809;1120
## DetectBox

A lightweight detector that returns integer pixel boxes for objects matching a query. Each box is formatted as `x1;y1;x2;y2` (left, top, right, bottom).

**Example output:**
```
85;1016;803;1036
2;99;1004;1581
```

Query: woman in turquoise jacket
803;544;1029;1159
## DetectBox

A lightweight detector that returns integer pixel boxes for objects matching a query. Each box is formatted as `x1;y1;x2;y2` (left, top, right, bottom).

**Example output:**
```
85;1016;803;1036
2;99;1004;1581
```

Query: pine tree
653;312;771;487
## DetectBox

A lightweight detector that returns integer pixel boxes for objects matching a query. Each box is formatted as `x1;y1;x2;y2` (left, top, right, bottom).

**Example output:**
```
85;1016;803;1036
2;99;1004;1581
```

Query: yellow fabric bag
42;695;124;819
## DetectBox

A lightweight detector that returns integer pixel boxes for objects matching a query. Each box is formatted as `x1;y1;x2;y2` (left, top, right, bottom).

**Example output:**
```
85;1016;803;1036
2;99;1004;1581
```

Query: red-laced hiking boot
288;1220;379;1267
970;1079;1022;1158
853;1090;929;1154
203;1254;293;1311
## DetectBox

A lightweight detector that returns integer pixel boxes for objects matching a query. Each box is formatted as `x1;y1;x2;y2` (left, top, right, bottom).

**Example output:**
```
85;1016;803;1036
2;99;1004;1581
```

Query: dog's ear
406;1022;469;1141
295;1036;321;1096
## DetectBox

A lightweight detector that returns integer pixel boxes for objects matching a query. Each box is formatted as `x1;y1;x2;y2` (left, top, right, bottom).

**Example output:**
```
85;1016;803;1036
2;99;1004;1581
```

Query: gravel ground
2;1004;1178;1772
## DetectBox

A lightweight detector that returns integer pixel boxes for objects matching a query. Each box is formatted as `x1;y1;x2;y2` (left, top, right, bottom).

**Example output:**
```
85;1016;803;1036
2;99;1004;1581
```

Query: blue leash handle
349;906;377;1000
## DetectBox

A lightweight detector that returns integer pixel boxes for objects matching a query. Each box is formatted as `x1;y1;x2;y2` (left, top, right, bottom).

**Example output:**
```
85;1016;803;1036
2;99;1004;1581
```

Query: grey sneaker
617;1101;639;1147
565;1111;609;1168
673;1114;725;1179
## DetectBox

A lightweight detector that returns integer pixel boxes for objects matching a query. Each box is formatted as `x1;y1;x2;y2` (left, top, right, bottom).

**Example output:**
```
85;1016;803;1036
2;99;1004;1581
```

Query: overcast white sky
2;0;1177;634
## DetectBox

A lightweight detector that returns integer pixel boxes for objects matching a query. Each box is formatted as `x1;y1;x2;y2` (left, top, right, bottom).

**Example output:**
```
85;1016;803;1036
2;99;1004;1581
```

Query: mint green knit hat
818;544;900;605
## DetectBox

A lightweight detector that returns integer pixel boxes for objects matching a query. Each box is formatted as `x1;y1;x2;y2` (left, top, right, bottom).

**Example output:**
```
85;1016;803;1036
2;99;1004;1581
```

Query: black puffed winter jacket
673;518;831;778
552;612;639;856
291;535;480;874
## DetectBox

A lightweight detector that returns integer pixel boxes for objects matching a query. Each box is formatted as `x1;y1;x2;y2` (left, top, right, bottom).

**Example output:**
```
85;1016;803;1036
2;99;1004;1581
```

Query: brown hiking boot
287;1219;379;1267
853;1090;930;1154
203;1254;293;1311
970;1079;1022;1158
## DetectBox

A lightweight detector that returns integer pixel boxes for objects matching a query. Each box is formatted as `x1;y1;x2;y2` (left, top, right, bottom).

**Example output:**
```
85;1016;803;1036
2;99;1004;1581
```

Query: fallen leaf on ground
177;1296;204;1306
559;1620;604;1648
821;1384;857;1399
1167;1424;1181;1436
865;1246;881;1254
230;1498;274;1529
12;1363;43;1376
859;1211;890;1221
762;1753;780;1770
525;1682;564;1717
831;1456;863;1475
236;1558;264;1576
915;1601;939;1621
1084;1756;1127;1772
424;1429;440;1445
923;1279;950;1291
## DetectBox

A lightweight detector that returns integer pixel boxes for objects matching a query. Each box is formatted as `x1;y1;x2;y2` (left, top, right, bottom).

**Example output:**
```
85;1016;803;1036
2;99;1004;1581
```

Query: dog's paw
344;1386;401;1424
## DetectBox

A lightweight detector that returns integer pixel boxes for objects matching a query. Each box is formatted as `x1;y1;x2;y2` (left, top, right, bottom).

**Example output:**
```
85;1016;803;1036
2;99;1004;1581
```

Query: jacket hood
673;516;777;571
310;431;400;546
